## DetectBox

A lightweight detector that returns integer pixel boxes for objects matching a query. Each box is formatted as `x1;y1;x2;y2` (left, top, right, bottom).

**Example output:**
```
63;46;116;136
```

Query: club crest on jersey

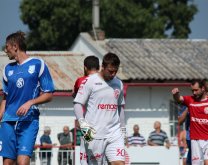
8;70;14;76
16;78;24;88
204;107;208;114
28;65;35;74
114;89;120;99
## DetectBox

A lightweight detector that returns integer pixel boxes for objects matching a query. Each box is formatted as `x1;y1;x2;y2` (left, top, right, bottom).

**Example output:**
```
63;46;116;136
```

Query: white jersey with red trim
74;73;125;139
183;96;208;140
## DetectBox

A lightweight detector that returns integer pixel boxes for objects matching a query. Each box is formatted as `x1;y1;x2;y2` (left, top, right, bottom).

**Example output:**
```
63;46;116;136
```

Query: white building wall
35;85;191;144
0;85;191;144
125;86;191;140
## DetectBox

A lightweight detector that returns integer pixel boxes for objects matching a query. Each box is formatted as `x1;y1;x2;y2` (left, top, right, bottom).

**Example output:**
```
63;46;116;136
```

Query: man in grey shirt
57;126;73;165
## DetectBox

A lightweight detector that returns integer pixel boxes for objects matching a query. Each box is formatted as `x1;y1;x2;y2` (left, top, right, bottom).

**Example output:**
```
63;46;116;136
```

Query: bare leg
204;159;208;165
3;157;16;165
17;155;30;165
110;161;125;165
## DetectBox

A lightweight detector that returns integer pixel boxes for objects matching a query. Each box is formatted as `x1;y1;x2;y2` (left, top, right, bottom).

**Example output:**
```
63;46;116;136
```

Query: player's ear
101;64;104;71
202;86;205;92
13;43;18;52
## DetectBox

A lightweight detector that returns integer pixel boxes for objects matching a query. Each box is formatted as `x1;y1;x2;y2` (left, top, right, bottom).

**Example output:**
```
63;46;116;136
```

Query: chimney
92;0;100;29
90;0;105;40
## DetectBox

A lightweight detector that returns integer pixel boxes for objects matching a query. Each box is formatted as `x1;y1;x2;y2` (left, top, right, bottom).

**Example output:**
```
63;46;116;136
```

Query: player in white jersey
0;31;54;165
74;52;126;165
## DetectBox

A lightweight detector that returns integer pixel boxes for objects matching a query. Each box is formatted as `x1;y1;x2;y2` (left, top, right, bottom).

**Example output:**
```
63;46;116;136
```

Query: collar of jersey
17;57;33;65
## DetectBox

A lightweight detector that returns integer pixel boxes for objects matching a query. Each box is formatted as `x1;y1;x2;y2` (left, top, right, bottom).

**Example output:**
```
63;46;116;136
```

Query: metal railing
30;148;75;165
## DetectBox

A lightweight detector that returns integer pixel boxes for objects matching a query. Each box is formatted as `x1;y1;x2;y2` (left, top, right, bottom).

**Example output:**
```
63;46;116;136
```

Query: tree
20;0;92;50
100;0;197;38
20;0;197;50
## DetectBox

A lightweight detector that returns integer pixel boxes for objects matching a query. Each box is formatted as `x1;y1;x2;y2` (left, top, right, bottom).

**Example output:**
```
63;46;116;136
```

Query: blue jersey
178;105;190;140
2;57;54;121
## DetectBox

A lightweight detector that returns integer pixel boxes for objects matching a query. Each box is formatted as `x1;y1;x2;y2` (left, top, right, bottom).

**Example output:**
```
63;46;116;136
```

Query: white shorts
191;140;208;165
80;134;125;165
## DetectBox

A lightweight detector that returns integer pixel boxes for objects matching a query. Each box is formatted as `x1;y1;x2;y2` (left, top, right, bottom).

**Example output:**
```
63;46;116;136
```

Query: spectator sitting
127;124;146;147
147;121;170;149
57;126;73;165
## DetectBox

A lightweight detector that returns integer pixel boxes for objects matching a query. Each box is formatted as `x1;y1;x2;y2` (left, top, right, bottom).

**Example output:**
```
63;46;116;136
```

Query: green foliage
20;0;197;50
20;0;91;50
100;0;197;38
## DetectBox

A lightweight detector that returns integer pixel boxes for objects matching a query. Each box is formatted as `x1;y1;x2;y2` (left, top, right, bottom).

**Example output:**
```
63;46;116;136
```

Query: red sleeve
72;76;87;98
183;95;191;106
73;78;80;95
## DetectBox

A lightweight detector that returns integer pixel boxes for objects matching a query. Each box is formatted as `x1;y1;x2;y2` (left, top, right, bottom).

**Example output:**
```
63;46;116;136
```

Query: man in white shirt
74;52;126;165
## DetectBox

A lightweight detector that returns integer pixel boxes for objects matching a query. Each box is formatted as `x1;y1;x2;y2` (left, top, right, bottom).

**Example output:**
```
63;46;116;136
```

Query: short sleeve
39;62;54;93
2;66;8;95
74;77;92;105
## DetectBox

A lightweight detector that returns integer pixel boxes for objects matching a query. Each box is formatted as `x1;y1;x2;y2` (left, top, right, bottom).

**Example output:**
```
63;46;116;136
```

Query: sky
0;0;208;49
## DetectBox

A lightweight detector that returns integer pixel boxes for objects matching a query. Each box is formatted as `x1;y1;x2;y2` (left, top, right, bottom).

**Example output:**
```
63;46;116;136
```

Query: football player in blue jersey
0;31;54;165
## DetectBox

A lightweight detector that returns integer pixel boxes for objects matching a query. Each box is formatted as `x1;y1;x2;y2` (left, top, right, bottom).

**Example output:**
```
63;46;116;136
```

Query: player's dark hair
84;56;99;70
6;31;26;52
191;79;204;88
102;52;120;68
202;79;208;86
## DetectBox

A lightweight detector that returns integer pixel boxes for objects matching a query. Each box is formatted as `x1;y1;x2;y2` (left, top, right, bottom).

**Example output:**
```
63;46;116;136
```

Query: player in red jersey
72;55;100;98
172;80;208;165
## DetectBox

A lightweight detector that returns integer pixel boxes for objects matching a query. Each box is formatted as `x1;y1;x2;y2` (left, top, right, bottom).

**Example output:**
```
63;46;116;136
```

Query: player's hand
172;88;179;95
16;100;33;116
78;118;96;142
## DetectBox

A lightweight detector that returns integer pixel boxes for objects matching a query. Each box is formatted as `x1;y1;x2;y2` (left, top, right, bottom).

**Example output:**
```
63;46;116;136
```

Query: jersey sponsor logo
8;70;14;76
0;141;2;151
114;89;120;99
192;156;200;161
191;117;208;125
204;107;208;114
16;78;24;88
28;65;35;74
98;104;118;111
90;153;103;160
80;152;103;161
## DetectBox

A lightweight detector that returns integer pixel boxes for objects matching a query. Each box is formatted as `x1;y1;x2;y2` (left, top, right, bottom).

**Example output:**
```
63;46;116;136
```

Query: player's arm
16;92;53;116
17;61;54;116
118;82;127;142
178;108;188;125
119;105;125;127
1;67;8;120
73;78;96;142
0;95;6;121
119;105;127;141
172;88;184;104
74;103;85;120
74;103;96;142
